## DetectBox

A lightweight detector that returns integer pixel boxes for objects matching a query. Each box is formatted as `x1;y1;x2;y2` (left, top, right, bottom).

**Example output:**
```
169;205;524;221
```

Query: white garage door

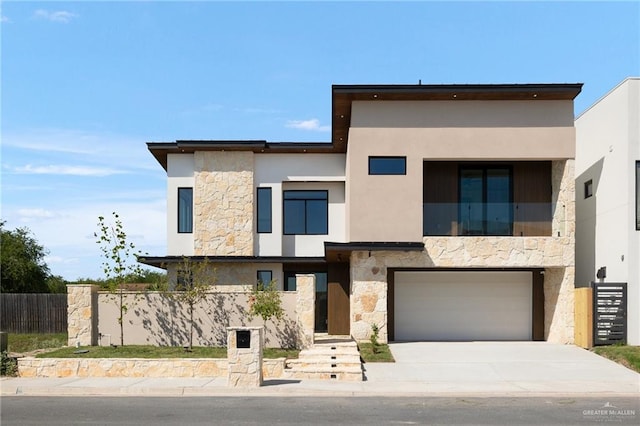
394;271;532;341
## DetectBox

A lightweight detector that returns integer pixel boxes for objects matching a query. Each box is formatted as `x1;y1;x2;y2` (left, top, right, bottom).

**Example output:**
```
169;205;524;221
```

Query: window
459;166;512;236
257;270;272;287
636;162;639;230
369;156;406;175
584;179;593;199
257;187;272;233
283;190;328;235
178;188;193;233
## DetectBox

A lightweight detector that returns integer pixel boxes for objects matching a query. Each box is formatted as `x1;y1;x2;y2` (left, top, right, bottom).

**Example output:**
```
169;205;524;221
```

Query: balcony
423;202;552;237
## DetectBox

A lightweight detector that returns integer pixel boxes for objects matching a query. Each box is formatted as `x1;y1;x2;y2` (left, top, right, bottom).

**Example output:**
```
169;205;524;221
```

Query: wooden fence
0;294;67;333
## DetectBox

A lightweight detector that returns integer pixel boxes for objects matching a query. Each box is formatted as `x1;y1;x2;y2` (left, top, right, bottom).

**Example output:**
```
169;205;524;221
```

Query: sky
1;1;639;281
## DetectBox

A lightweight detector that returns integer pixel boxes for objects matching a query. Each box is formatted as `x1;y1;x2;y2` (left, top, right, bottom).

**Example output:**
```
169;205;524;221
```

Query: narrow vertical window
584;179;593;199
257;187;272;233
636;162;639;230
178;187;193;233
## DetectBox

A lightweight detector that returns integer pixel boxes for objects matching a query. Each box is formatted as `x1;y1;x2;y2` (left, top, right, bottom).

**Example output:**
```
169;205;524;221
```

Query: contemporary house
142;83;582;345
575;77;639;345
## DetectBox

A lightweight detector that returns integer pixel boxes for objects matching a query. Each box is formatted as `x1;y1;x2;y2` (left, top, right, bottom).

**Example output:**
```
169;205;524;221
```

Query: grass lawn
7;333;68;353
358;342;395;363
592;345;640;373
38;345;299;359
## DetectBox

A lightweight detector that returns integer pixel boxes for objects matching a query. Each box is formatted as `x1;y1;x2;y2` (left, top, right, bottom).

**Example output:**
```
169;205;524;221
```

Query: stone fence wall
67;275;315;350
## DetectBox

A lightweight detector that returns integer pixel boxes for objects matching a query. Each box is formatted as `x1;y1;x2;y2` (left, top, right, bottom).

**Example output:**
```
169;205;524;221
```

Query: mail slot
236;330;251;348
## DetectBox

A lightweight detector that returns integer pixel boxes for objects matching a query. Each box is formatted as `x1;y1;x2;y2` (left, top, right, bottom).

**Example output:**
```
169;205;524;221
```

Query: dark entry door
328;263;350;335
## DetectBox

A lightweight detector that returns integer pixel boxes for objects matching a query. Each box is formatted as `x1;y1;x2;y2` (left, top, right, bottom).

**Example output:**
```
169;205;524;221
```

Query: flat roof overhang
324;241;425;263
147;140;336;170
139;255;327;269
331;83;583;152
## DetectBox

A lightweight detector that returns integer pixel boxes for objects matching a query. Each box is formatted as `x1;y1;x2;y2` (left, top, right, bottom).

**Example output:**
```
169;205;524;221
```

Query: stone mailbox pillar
227;326;263;388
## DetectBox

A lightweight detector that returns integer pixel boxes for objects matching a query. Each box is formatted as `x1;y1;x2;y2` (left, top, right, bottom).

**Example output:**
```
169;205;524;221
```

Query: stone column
296;274;315;349
227;326;263;388
67;284;99;347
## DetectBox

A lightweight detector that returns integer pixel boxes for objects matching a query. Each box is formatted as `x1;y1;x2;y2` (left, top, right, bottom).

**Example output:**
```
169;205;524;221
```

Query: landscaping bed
357;343;395;363
592;345;640;373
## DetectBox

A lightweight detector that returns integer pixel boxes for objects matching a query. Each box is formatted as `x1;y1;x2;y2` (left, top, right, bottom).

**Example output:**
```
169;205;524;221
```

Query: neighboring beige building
142;83;582;344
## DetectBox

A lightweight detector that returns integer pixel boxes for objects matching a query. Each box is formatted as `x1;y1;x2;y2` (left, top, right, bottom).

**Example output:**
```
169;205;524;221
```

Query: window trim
636;160;640;231
584;179;593;199
368;156;407;175
282;190;329;235
177;187;193;234
257;187;272;234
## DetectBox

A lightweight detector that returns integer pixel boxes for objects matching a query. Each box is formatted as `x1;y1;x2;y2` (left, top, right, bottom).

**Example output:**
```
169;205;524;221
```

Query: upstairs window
369;156;406;175
459;166;512;236
178;187;193;233
283;190;328;235
257;187;272;233
584;179;593;199
636;162;639;230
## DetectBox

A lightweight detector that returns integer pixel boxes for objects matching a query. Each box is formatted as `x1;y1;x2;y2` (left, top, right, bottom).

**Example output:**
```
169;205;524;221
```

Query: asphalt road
1;396;638;425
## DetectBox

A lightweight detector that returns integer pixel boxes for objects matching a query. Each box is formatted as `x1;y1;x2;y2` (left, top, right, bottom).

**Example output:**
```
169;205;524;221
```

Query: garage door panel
394;271;532;341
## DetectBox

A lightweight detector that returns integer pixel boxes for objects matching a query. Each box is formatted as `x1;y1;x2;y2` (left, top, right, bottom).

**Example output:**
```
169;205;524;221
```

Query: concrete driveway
362;342;640;396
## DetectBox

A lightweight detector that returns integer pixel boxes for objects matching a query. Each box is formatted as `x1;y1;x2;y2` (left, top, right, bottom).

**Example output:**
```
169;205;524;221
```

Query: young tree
0;221;51;293
248;280;284;328
170;257;214;350
95;212;145;346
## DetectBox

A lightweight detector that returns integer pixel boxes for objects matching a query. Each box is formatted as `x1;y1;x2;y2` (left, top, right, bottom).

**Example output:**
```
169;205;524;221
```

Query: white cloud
12;164;128;177
45;256;79;265
33;9;78;23
17;208;56;221
285;118;331;132
1;15;10;23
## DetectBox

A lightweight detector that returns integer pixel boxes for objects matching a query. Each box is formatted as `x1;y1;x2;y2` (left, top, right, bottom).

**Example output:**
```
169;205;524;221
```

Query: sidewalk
3;342;639;397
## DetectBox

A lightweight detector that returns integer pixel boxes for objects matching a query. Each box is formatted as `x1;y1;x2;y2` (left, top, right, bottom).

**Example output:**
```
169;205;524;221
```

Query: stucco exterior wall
346;100;577;242
97;291;298;349
194;151;254;256
167;153;195;255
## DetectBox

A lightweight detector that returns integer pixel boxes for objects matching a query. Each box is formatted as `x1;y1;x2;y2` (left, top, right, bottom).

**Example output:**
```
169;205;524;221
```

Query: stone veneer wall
350;237;576;344
194;151;254;256
167;263;255;290
18;357;286;379
227;326;263;387
552;160;576;239
67;285;99;347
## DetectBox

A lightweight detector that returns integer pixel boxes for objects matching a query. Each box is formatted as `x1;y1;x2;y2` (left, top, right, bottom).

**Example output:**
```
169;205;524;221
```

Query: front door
328;263;350;335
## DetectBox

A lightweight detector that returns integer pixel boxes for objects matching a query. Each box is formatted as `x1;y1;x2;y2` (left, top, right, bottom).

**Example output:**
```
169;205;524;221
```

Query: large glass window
178;187;193;233
459;167;512;235
283;190;328;235
257;187;272;233
369;156;406;175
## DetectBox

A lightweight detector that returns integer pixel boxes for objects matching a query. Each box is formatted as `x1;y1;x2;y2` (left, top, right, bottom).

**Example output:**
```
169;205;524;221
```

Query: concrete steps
283;336;363;381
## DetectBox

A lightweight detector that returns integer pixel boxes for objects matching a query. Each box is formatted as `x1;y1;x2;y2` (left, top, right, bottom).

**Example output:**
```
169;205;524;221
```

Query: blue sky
1;1;639;280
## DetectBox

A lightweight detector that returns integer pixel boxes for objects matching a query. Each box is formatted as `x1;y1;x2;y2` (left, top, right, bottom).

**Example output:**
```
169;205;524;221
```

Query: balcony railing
423;202;552;237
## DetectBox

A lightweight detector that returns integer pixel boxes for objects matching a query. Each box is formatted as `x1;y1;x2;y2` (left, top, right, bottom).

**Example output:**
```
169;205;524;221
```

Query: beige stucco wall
194;151;254;256
97;291;298;349
346;100;577;242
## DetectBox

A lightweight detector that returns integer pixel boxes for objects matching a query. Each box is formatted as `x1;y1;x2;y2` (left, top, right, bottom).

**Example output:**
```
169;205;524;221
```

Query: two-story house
142;83;582;344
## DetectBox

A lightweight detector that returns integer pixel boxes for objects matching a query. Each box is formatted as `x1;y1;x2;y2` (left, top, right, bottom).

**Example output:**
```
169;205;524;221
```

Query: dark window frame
458;165;513;236
636;161;639;230
257;187;272;233
257;270;273;288
283;190;329;235
584;179;593;199
368;156;407;175
177;187;193;234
